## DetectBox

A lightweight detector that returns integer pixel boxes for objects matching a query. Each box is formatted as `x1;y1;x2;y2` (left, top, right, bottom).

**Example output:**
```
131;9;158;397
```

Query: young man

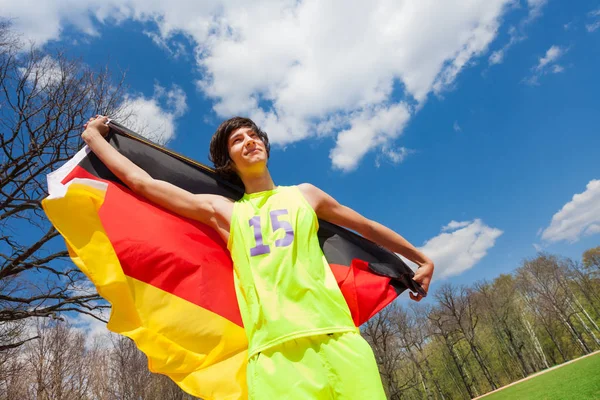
82;115;434;399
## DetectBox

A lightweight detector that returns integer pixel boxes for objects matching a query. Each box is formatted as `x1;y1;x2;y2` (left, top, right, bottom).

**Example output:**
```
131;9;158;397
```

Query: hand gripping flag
42;121;424;400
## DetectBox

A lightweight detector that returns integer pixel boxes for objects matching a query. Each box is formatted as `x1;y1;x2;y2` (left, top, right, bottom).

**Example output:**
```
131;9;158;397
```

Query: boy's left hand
410;261;434;302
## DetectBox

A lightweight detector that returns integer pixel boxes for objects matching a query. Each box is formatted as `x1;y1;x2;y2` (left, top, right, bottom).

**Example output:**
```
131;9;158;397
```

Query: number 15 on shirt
249;209;294;257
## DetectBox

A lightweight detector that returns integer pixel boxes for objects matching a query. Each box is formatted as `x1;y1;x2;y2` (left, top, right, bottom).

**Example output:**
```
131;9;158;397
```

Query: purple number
249;216;270;256
270;209;294;247
248;209;295;257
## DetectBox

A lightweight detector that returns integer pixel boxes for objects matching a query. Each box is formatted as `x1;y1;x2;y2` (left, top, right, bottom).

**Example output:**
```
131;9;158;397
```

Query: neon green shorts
246;331;386;399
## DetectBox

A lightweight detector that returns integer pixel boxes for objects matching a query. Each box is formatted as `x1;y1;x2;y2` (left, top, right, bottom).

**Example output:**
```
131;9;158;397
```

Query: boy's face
227;126;268;175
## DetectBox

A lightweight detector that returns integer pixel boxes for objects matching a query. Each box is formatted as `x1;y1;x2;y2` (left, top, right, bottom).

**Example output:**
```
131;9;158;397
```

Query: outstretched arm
81;116;233;239
299;183;434;301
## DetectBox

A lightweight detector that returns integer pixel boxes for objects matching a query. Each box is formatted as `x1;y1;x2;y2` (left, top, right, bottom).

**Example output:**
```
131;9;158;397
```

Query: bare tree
363;303;419;399
0;20;130;350
31;320;95;399
1;321;199;400
391;304;447;400
0;322;29;399
474;276;537;379
516;254;595;356
148;374;200;400
428;303;478;399
564;258;600;321
0;319;98;400
435;284;499;392
105;335;200;400
108;335;154;399
86;339;114;400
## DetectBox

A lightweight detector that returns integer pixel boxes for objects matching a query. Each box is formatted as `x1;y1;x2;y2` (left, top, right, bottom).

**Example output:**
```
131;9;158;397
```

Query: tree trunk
440;354;468;400
572;296;600;333
469;341;498;390
571;306;600;348
423;355;446;400
539;318;566;363
446;341;478;399
504;325;531;377
417;367;433;400
560;312;591;354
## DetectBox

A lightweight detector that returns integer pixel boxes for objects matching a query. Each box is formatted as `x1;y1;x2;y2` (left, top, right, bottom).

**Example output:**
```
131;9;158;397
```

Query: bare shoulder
297;183;359;228
207;193;235;206
196;194;235;243
297;182;317;195
297;183;330;211
202;194;235;223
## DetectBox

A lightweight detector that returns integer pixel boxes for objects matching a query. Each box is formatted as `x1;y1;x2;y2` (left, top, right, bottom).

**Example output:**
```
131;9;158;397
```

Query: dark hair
209;117;270;186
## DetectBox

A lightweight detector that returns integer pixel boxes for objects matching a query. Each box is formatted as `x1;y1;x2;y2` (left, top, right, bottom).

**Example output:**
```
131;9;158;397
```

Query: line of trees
363;248;600;399
1;249;596;400
0;319;198;400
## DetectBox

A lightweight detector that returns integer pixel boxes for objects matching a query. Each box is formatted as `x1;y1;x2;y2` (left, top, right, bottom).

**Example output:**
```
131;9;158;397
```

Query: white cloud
489;49;506;65
120;83;188;143
584;224;600;236
526;0;547;20
375;146;414;168
67;280;98;298
143;30;188;58
329;103;411;171
0;1;100;45
66;311;112;348
453;121;462;132
587;9;600;32
3;0;516;169
418;219;503;278
20;314;112;352
382;146;413;164
442;220;471;231
588;21;600;33
541;179;600;243
488;0;548;67
20;55;64;88
63;281;112;347
523;45;566;85
16;54;187;144
536;45;563;70
489;25;527;66
14;51;188;144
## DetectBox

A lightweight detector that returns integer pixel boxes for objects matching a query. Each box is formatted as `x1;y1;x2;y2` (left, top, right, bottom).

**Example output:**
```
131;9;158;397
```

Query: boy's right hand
82;115;110;141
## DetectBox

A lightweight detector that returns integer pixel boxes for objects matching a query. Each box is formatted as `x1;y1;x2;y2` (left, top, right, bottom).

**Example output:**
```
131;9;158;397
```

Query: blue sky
4;0;599;305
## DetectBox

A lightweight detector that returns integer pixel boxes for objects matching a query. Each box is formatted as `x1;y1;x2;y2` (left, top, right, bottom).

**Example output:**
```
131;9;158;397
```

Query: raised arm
298;183;434;301
81;116;233;240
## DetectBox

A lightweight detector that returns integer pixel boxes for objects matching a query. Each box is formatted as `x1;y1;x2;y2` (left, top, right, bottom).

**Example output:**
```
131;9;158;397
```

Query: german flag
42;121;423;400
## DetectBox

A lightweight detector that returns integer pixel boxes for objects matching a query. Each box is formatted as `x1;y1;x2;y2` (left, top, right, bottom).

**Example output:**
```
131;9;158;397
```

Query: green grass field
483;352;600;400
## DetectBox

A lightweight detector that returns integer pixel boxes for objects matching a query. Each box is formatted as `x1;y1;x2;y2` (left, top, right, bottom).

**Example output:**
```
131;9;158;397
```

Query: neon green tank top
227;186;356;357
